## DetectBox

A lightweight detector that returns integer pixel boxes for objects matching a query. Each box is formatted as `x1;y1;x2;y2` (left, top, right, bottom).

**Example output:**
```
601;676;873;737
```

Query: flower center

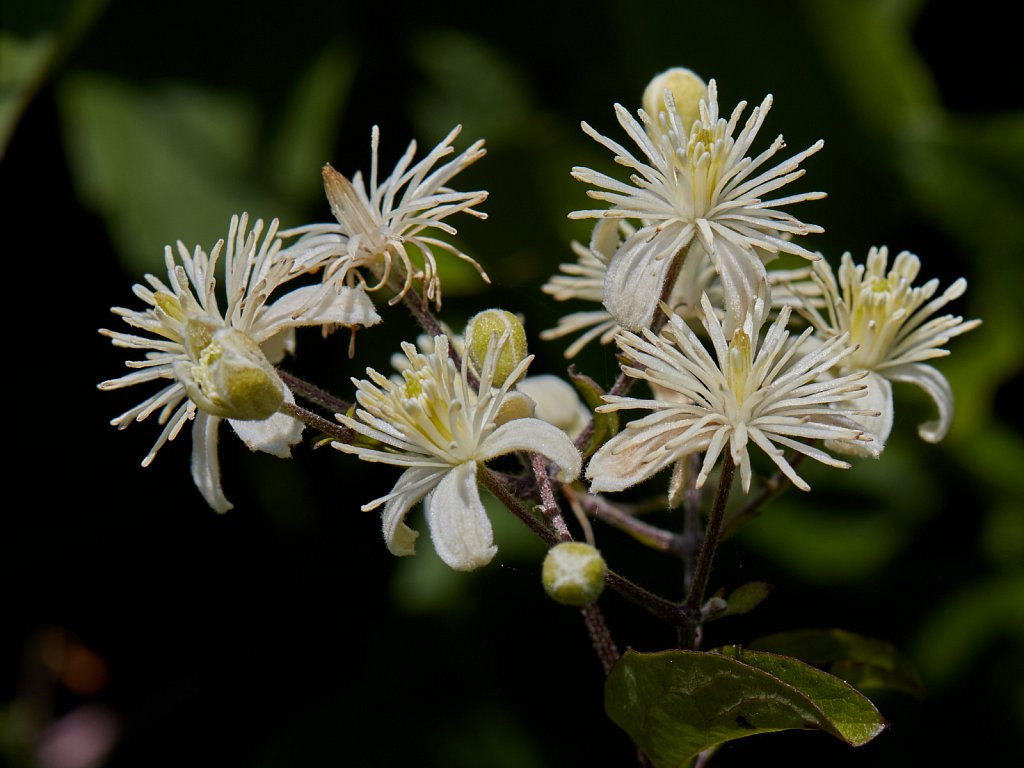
400;368;457;449
684;122;729;217
726;328;753;397
846;276;907;369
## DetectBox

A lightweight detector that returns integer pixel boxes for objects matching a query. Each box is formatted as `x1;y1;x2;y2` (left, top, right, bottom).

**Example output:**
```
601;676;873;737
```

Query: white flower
586;294;872;494
540;220;625;358
570;76;824;333
280;125;489;308
541;220;817;358
100;213;380;512
801;246;980;452
334;334;581;571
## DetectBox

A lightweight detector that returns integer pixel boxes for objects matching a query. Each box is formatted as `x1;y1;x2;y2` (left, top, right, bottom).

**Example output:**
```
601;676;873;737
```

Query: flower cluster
100;66;977;573
555;66;977;495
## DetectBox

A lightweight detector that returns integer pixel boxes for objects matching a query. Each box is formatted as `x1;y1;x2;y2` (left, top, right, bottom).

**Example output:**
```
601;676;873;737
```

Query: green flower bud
542;542;607;607
493;390;536;426
642;67;707;133
464;309;529;387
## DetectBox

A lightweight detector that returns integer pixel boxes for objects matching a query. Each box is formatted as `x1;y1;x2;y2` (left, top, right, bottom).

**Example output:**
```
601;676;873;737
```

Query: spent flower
281;125;489;309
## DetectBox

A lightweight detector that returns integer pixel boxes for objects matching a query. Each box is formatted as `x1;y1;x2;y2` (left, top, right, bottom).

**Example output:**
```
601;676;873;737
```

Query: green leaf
749;629;925;699
409;27;533;146
266;44;356;205
605;648;886;768
718;581;773;619
0;0;106;157
567;365;618;458
912;574;1024;687
59;74;286;275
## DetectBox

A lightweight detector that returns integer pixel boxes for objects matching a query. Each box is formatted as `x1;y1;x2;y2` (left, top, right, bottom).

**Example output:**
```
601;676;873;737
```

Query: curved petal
886;363;954;443
255;284;381;340
585;417;691;493
478;417;582;482
604;221;691;332
706;238;767;337
825;371;891;458
423;462;496;571
228;388;304;458
191;412;232;513
380;466;443;556
260;327;296;364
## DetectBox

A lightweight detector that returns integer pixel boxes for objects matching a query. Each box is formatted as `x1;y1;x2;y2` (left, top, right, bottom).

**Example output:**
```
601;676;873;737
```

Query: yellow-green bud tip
542;542;607;607
179;326;285;421
464;309;529;387
642;67;707;132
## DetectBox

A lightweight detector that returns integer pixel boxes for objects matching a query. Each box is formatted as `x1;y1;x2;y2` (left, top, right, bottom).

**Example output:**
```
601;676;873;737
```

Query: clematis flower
100;213;380;512
570;68;824;333
586;294;872;495
540;220;627;358
801;246;980;454
541;219;819;358
334;334;581;571
280;125;489;309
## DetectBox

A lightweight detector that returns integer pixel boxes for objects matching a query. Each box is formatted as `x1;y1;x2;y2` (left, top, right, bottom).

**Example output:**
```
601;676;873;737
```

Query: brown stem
680;455;736;650
483;469;685;624
278;369;352;414
648;243;689;336
531;455;572;542
604;571;686;625
575;490;683;555
681;453;703;593
481;467;558;546
581;602;620;675
280;401;355;444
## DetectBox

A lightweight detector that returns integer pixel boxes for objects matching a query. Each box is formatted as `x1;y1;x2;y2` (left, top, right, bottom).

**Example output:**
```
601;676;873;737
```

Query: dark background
3;1;1022;766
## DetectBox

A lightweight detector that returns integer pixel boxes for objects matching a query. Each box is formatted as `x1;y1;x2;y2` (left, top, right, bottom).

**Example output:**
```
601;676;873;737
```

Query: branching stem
278;369;351;414
680;455;735;649
280;401;354;444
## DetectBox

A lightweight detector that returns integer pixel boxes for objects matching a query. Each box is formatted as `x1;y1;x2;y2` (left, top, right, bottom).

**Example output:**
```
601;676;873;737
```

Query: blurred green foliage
3;0;1022;766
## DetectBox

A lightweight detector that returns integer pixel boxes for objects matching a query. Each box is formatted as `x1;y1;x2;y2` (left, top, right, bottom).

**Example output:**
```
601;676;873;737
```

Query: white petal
586;417;690;493
706;238;767;337
886;363;954;443
380;466;443;557
255;284;381;340
478;417;582;482
191;412;232;513
604;222;691;332
260;327;296;364
826;372;891;458
228;388;304;458
423;462;496;571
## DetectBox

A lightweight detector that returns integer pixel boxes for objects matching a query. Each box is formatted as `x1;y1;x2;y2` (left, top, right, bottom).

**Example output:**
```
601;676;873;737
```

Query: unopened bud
542;542;607;607
642;67;707;132
464;309;529;387
494;390;536;426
